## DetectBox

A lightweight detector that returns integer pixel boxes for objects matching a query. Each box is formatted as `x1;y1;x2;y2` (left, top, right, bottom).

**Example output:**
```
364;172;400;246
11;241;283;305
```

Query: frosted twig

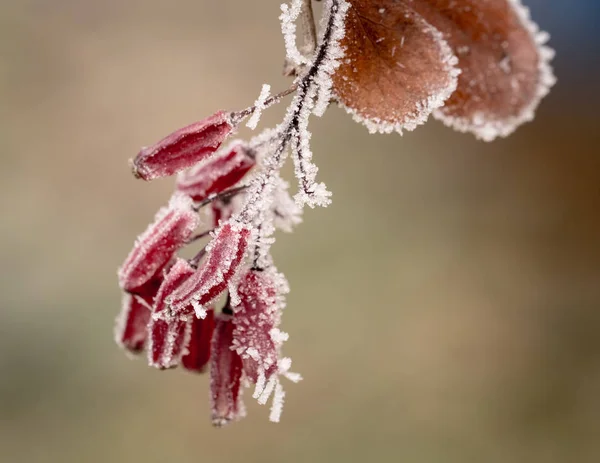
193;184;248;211
280;0;311;68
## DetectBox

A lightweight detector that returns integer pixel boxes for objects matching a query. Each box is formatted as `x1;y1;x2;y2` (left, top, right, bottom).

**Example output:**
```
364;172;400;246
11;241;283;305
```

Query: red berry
132;111;235;181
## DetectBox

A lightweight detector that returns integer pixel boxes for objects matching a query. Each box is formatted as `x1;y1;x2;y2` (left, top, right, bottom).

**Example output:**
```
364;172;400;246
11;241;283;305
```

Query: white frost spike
253;370;267;399
258;374;278;405
283;371;302;383
263;357;303;422
191;300;207;319
269;382;286;422
280;0;310;67
228;277;242;308
312;0;351;117
270;328;289;344
279;356;302;383
291;85;332;208
272;175;303;232
246;84;271;130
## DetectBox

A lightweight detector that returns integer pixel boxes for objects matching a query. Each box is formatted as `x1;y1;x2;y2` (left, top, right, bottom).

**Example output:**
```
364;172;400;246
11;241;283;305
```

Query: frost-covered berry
147;258;196;369
210;312;245;427
118;194;199;293
115;293;152;354
167;222;251;317
232;268;285;382
148;316;190;370
131;111;236;181
176;140;255;202
182;309;215;373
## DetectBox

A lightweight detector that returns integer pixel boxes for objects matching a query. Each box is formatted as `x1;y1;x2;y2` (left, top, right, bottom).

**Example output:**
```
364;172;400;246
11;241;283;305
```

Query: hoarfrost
272;176;303;233
290;85;333;208
280;0;311;67
246;84;271;130
269;382;285;422
311;0;350;117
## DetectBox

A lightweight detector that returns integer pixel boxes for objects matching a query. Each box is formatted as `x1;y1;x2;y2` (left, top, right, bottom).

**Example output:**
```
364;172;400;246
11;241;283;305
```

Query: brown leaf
332;0;460;134
333;0;555;140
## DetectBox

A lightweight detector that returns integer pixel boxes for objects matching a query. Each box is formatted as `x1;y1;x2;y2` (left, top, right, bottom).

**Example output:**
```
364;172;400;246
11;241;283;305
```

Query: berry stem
235;85;299;121
193;185;248;212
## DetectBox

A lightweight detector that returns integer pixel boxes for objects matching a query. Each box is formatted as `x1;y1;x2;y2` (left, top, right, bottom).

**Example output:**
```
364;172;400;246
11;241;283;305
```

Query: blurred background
1;1;599;462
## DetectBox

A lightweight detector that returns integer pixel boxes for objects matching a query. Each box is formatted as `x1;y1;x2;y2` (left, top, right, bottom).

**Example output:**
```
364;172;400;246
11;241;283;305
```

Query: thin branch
193;185;248;212
236;85;298;120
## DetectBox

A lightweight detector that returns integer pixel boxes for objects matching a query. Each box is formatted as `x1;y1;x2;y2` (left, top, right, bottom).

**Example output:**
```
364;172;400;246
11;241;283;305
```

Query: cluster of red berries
116;112;299;426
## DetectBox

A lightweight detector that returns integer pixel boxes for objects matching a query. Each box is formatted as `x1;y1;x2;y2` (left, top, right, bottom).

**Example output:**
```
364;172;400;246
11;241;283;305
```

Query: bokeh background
1;1;599;462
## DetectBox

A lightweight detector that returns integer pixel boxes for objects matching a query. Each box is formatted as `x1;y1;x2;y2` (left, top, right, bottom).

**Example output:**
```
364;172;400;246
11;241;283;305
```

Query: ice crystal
246;84;271;130
116;0;554;427
279;0;311;68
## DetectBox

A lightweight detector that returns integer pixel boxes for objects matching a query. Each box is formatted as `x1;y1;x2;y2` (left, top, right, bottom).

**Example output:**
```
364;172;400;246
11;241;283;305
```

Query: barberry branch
117;0;554;427
238;0;344;222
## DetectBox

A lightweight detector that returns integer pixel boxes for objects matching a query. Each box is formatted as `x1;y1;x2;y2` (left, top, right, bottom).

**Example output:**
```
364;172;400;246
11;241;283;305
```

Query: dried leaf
332;0;460;134
333;0;555;140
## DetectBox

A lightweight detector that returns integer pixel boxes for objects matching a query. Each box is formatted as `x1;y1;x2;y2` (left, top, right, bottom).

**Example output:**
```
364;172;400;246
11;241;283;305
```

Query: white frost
279;0;311;67
246;84;271;130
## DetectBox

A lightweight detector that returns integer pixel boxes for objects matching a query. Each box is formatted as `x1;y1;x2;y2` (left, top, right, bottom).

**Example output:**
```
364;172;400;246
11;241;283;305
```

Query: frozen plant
116;0;555;426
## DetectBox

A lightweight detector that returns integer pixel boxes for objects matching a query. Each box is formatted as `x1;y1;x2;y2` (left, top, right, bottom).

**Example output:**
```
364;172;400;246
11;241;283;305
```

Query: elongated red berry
167;222;251;316
181;309;215;373
147;258;195;369
232;269;283;382
115;276;162;354
149;317;190;369
132;111;235;181
115;293;152;354
210;313;245;426
118;193;199;293
176;141;255;201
